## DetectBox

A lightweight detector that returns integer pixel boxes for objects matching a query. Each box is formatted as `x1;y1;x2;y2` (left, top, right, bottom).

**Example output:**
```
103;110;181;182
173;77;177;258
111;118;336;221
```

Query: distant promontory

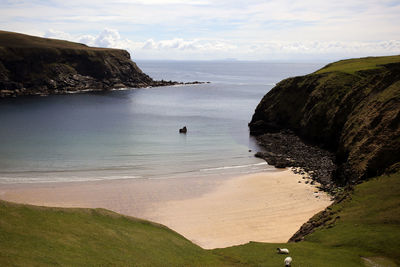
0;30;198;97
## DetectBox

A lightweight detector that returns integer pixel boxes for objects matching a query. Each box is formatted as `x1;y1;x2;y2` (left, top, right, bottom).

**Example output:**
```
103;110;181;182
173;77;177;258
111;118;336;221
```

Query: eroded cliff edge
249;56;400;186
0;30;178;97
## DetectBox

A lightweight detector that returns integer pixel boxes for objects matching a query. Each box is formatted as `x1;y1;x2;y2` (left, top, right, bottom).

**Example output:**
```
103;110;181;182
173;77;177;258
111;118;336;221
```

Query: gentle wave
0;166;144;175
0;161;271;184
200;162;268;172
0;174;143;184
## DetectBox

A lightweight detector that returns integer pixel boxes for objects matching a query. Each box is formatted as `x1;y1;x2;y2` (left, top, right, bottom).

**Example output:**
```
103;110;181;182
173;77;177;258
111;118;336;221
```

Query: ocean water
0;61;325;183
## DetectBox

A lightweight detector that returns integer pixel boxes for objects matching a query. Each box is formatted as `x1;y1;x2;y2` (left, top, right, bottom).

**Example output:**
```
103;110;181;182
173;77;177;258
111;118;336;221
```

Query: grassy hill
315;55;400;75
1;171;399;266
0;201;229;266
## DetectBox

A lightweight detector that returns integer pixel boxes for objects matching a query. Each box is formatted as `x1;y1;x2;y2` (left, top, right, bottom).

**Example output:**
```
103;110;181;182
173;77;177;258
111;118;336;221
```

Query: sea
0;61;325;183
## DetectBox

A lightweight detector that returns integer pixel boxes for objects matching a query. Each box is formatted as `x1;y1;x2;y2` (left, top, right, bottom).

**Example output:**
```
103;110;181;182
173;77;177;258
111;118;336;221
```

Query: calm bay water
0;61;325;183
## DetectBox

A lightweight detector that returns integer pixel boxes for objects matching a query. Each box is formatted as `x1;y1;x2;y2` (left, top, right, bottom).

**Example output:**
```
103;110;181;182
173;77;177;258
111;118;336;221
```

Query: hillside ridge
0;30;178;97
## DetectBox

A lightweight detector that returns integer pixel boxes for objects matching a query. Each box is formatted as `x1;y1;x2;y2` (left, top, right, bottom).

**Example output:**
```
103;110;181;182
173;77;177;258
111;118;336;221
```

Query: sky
1;0;400;61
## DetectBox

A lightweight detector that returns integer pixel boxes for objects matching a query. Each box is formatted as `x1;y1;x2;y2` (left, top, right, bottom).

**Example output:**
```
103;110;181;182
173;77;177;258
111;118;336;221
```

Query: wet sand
0;169;331;249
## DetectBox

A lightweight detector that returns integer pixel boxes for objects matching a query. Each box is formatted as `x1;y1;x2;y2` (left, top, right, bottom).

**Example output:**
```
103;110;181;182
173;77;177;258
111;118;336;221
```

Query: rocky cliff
0;30;175;97
249;55;400;185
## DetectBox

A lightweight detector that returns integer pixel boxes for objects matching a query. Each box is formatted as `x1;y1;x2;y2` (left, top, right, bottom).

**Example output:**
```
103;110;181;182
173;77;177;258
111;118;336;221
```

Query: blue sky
1;0;400;60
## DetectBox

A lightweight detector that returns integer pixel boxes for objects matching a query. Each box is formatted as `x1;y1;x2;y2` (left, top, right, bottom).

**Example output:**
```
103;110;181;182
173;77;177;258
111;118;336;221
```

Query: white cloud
248;40;400;55
3;0;399;42
93;28;121;47
42;28;400;60
113;0;210;4
143;38;237;51
44;29;73;41
44;28;142;51
2;0;397;60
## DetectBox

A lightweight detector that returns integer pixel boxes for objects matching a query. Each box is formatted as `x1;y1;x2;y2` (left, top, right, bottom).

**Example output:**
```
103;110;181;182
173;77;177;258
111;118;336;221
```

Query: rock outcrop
254;130;337;192
249;55;400;185
0;30;182;97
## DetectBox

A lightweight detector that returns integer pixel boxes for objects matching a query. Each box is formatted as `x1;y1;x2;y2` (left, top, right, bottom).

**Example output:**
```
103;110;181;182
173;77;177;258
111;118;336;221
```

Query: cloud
44;28;237;53
44;28;142;51
2;0;399;62
248;40;400;55
42;28;400;60
44;29;73;41
143;38;237;51
113;0;210;4
93;28;121;47
3;0;399;42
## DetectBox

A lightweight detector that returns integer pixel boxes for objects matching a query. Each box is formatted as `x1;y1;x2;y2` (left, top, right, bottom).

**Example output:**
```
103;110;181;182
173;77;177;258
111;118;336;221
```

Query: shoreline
253;131;337;193
0;80;209;98
0;169;331;249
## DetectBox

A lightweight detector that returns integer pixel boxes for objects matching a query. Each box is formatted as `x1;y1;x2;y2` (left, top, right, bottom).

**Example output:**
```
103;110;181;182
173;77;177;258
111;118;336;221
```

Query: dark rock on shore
0;31;208;97
254;130;337;192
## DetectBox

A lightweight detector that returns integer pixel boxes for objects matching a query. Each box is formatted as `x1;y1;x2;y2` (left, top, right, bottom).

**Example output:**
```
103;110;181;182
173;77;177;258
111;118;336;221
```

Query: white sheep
284;256;292;267
276;248;289;254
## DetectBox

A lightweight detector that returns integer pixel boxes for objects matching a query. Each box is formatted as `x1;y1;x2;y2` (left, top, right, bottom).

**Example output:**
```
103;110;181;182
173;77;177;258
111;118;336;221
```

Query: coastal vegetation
315;55;400;75
0;200;226;266
1;171;399;266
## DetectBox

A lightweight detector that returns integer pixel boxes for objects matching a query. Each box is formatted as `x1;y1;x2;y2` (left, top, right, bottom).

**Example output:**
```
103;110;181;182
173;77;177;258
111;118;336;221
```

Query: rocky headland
250;55;400;187
0;30;205;97
249;55;400;240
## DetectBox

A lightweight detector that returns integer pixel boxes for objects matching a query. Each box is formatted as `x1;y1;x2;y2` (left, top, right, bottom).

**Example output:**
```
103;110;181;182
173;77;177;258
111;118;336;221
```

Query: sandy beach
0;169;331;249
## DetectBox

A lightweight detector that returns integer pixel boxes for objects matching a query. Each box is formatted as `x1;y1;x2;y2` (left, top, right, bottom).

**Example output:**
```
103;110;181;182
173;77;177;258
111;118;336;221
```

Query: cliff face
249;56;400;183
0;30;154;97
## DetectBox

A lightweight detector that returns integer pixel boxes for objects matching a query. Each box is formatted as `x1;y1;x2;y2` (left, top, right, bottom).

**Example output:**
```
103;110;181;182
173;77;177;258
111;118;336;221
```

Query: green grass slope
2;171;399;266
315;55;400;75
0;201;231;266
216;171;400;266
305;172;400;265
